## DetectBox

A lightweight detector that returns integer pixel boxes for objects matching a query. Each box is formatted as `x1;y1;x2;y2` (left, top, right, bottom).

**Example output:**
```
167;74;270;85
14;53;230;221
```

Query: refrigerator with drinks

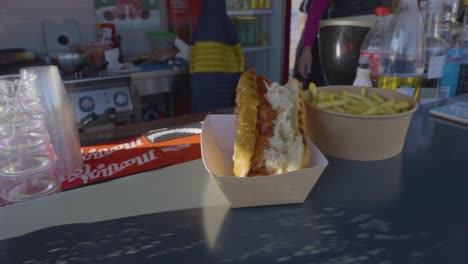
225;0;291;83
166;0;291;82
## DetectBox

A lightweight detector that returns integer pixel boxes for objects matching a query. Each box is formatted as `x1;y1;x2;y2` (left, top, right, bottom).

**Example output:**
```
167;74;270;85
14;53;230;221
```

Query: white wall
0;0;97;54
0;0;167;59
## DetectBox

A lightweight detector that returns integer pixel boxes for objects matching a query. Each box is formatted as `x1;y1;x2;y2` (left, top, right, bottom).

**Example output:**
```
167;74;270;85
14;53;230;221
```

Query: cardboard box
201;114;328;208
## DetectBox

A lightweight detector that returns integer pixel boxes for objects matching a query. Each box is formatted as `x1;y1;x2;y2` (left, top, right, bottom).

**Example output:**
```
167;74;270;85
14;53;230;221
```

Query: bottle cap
375;6;390;16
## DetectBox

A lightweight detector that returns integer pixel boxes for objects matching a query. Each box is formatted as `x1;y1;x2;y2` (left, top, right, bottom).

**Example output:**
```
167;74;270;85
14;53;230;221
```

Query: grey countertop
0;95;467;264
62;65;188;85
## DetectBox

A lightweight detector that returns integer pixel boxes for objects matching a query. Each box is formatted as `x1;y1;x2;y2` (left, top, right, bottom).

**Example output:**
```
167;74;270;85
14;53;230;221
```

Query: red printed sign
61;135;201;190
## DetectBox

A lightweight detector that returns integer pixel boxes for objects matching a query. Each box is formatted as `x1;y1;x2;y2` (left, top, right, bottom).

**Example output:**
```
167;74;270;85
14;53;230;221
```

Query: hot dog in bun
233;69;310;177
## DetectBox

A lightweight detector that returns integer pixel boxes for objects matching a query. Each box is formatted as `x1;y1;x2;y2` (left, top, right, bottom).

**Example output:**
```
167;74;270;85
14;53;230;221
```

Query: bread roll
233;70;310;177
233;69;259;177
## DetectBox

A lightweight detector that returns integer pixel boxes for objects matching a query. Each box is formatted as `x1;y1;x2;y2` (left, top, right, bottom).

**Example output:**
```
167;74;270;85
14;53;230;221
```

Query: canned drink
259;0;267;8
245;16;257;46
234;17;248;46
252;16;261;45
260;32;269;46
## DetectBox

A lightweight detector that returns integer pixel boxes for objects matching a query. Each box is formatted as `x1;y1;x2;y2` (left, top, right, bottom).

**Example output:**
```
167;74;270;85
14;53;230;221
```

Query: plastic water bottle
439;0;462;98
420;0;448;100
359;6;390;87
378;0;426;101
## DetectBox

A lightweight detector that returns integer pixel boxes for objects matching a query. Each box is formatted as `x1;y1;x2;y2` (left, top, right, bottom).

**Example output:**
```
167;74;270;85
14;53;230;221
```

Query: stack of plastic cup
0;74;61;202
21;66;83;182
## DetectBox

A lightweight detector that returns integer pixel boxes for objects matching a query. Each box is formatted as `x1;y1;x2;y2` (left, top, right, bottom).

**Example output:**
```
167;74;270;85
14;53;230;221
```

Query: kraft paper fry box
304;86;418;161
201;114;328;208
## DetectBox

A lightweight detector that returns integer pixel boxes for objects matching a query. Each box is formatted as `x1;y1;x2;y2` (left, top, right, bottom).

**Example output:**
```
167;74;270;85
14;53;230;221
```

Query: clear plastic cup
0;94;8;115
0;119;49;150
0;181;5;206
0;164;61;202
0;138;56;176
0;123;14;143
0;134;59;202
0;72;62;203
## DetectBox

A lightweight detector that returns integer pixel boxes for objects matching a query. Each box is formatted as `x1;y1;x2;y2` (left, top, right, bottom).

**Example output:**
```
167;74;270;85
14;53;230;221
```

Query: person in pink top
294;0;391;86
297;0;330;81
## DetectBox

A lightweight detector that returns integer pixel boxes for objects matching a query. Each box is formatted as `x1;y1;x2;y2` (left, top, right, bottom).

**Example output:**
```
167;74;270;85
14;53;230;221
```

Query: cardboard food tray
201;114;328;208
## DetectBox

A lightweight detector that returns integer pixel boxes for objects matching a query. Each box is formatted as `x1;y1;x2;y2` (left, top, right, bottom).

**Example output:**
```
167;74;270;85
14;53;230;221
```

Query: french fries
307;85;411;115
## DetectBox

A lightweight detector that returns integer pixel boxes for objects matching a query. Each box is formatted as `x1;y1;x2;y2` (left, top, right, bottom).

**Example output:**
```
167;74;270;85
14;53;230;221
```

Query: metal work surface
62;67;187;85
0;96;467;264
